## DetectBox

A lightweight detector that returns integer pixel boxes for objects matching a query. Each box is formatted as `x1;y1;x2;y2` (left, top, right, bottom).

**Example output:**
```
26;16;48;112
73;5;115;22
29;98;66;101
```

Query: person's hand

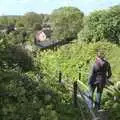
106;79;114;86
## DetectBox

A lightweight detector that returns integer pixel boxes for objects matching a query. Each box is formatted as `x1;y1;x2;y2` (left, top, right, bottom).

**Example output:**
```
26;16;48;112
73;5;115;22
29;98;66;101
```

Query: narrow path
94;110;109;120
77;92;109;120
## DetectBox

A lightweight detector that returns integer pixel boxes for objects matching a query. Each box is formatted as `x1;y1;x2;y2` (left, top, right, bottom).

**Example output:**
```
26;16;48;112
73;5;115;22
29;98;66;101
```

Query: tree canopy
78;5;120;44
21;12;43;29
50;7;84;40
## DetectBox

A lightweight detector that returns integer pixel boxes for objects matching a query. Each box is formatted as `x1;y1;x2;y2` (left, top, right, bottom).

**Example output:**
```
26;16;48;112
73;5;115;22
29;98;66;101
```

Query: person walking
88;50;112;110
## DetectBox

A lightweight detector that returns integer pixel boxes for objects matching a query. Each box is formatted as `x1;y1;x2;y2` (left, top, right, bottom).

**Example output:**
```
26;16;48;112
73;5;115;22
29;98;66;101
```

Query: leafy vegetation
0;21;91;120
0;5;120;120
50;7;84;40
78;5;120;44
40;41;120;120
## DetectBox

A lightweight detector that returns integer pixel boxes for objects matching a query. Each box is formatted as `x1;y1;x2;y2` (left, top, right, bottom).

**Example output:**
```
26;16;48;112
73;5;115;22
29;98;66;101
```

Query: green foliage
22;12;43;29
0;16;19;26
39;41;120;119
33;23;42;31
6;46;34;71
0;71;57;120
16;16;25;27
0;16;9;25
1;5;120;120
103;81;120;120
0;31;34;71
50;7;84;40
0;25;89;120
40;41;118;83
78;5;120;44
0;69;87;120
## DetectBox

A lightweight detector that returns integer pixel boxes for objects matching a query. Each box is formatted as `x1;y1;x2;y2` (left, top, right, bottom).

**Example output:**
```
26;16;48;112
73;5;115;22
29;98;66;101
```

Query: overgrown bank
40;41;120;120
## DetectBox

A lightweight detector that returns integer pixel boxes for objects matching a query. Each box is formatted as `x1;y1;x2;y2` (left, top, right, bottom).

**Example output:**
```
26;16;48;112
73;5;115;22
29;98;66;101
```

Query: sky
0;0;120;16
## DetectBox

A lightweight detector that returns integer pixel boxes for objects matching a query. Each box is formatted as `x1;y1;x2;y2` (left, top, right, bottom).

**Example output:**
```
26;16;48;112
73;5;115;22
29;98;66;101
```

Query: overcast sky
0;0;120;15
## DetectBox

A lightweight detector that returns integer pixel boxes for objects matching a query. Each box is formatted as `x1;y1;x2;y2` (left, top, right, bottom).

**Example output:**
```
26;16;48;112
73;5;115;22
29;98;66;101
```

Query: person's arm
88;64;96;85
107;62;112;79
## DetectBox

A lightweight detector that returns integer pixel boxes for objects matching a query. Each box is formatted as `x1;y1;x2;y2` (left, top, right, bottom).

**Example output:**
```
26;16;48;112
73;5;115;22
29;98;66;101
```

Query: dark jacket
89;57;112;86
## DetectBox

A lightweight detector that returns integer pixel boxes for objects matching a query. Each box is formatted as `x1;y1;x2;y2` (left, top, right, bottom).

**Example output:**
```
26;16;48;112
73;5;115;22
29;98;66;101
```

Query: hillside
39;41;120;120
0;5;120;120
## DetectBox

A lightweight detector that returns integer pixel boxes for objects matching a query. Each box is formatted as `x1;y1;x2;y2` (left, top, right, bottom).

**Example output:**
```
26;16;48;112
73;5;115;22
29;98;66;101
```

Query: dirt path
93;110;109;120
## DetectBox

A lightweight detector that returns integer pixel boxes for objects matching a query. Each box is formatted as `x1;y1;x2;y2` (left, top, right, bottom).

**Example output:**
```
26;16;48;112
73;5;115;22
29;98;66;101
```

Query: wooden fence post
59;71;62;83
73;81;78;107
78;66;81;80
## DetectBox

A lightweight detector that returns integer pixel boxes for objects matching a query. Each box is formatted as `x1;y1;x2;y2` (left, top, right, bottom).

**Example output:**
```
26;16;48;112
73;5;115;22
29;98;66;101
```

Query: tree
22;12;43;29
0;16;9;25
16;16;25;27
50;7;84;40
33;23;42;31
78;5;120;44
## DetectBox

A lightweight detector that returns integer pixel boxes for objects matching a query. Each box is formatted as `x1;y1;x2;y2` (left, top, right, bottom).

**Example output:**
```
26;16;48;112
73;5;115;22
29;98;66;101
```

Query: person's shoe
97;109;104;112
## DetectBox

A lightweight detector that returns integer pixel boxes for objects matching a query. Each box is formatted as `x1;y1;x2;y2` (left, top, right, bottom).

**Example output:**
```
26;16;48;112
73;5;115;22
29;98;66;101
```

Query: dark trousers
89;84;104;110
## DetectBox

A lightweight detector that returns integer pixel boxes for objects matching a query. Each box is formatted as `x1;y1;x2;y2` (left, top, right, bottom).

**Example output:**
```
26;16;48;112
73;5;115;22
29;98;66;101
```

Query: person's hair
97;50;105;58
